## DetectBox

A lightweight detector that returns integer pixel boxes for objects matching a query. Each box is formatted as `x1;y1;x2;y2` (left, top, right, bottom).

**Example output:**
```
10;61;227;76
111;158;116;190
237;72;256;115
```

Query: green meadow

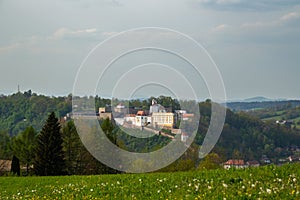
0;164;299;199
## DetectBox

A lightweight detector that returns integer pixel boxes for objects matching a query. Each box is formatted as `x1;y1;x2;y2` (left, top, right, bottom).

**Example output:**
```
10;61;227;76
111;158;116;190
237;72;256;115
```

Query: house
151;112;174;128
287;155;300;162
98;106;113;120
182;113;194;121
135;111;148;127
149;99;166;114
181;132;189;142
276;120;293;127
223;160;247;169
246;160;260;167
99;112;112;120
114;103;126;113
99;107;106;113
125;114;136;123
261;155;271;165
0;160;12;175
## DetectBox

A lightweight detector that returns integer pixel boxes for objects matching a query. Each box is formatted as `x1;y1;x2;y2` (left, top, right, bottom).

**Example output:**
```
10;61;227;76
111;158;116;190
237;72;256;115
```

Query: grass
0;164;299;199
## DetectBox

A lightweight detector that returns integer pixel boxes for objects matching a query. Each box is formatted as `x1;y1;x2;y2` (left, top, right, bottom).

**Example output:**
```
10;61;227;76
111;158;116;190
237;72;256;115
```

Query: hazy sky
1;0;300;100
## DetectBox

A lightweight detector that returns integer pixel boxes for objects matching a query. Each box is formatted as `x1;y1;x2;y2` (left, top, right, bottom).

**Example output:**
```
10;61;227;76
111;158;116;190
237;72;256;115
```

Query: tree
101;118;115;144
99;118;119;174
62;120;88;175
34;112;66;176
0;131;11;160
198;153;222;170
11;126;36;174
11;155;20;176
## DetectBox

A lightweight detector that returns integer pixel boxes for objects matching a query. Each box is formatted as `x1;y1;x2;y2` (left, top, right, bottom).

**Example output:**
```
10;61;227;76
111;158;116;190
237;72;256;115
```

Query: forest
0;90;300;175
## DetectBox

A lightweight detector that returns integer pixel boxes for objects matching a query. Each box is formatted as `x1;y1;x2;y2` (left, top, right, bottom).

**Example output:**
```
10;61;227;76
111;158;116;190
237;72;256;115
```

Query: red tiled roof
224;159;245;165
136;111;146;116
182;114;194;117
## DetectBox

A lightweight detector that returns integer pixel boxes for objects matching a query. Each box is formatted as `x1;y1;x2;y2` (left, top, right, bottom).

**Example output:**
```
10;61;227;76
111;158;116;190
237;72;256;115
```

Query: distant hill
243;96;273;102
225;100;300;111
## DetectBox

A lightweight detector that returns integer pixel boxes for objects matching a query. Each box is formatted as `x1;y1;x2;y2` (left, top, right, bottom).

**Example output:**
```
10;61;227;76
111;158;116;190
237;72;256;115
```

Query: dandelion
293;178;297;182
266;189;271;194
175;185;178;188
157;190;160;193
223;183;228;188
90;189;93;192
117;181;120;185
139;179;142;182
169;190;172;193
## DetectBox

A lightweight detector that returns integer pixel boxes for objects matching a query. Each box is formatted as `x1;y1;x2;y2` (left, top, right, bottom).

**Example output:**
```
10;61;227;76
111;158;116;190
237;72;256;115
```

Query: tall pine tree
34;112;66;176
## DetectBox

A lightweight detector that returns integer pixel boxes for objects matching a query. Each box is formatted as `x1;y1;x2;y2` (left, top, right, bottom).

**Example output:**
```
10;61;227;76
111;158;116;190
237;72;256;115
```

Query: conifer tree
34;112;66;176
11;155;20;176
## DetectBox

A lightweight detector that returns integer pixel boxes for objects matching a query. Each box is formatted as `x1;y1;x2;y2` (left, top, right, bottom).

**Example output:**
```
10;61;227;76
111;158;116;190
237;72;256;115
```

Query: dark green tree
11;126;36;174
34;112;66;176
11;155;20;176
0;131;11;160
101;118;115;144
62;120;88;175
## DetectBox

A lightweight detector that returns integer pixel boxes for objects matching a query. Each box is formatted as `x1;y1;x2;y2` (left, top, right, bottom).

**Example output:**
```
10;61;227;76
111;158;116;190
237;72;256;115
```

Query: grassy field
0;164;299;199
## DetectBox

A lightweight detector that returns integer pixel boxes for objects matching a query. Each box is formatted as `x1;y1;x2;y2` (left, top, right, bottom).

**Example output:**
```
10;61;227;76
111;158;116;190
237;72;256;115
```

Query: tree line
1;112;119;176
1;91;300;175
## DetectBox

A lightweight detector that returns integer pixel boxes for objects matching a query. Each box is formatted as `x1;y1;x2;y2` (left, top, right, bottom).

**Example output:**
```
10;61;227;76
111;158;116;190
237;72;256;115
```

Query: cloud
0;43;20;54
50;28;98;40
280;12;300;21
212;24;229;32
241;12;300;29
101;31;119;37
195;0;300;11
62;0;122;8
0;36;42;54
0;27;99;54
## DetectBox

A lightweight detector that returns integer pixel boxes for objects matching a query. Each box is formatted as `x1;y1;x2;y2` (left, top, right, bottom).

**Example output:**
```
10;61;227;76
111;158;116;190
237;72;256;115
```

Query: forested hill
0;91;72;135
1;91;300;162
197;101;300;162
225;100;300;111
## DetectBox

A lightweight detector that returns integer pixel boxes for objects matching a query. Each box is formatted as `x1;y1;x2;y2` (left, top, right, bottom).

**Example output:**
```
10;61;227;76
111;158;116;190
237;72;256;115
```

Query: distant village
97;99;194;142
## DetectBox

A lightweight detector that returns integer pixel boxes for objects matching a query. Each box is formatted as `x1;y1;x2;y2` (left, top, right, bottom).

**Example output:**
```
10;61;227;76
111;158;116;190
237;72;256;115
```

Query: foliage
0;91;72;136
0;164;299;199
226;100;300;111
10;126;36;174
0;131;11;159
10;155;20;176
198;153;223;170
34;112;66;176
1;92;300;174
197;101;300;162
62;121;87;175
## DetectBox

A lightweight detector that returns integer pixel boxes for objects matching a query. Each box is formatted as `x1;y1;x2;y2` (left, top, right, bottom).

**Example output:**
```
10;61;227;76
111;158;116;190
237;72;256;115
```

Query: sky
0;0;300;100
